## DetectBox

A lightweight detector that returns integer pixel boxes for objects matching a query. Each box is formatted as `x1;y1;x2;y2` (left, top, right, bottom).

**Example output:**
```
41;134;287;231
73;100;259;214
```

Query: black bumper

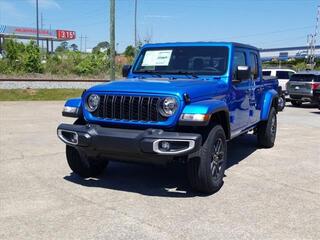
57;123;202;159
289;92;319;103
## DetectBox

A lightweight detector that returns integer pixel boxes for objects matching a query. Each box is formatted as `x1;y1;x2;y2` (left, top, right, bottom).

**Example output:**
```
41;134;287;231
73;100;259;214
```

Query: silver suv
287;71;320;107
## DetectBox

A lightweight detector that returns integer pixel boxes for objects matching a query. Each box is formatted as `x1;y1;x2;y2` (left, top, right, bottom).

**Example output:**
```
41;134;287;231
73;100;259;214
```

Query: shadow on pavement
64;134;258;198
286;103;318;109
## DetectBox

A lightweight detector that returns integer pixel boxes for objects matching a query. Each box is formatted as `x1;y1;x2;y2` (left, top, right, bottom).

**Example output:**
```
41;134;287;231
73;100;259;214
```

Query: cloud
28;0;61;10
144;15;174;19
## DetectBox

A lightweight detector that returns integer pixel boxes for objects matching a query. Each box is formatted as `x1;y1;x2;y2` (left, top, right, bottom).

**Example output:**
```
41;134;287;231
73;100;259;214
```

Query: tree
3;39;25;64
124;45;135;58
55;41;69;52
70;43;78;51
24;41;42;73
92;41;109;54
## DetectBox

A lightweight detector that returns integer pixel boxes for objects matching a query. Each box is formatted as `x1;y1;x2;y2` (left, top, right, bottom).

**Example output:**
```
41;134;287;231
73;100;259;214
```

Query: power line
215;25;314;41
258;35;308;48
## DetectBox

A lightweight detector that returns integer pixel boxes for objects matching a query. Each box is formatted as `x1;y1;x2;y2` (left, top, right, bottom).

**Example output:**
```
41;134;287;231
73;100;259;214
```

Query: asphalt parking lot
0;101;319;240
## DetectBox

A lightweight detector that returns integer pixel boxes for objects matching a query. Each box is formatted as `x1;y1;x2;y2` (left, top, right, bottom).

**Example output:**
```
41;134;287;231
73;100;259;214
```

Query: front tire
66;145;108;178
187;125;227;194
278;95;286;111
257;107;277;148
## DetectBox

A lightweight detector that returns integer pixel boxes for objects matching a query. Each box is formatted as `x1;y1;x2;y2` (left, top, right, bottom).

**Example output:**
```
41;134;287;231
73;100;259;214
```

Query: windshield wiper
134;70;162;78
163;71;199;79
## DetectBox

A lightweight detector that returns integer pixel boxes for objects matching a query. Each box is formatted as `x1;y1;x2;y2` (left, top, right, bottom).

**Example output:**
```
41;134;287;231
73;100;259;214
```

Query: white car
262;68;296;94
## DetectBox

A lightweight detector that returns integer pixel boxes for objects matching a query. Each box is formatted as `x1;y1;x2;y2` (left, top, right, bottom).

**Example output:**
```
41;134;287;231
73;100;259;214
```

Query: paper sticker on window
142;50;172;66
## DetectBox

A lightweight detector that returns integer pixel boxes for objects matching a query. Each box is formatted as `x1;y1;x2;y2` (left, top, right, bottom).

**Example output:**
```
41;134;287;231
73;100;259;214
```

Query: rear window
262;71;271;76
290;74;320;82
276;71;290;79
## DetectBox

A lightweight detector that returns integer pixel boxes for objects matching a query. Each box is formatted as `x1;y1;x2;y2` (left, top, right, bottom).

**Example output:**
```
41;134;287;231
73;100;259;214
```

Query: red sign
15;27;49;35
56;30;76;40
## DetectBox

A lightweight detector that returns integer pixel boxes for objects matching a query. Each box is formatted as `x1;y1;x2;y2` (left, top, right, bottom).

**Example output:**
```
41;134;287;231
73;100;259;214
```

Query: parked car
262;68;296;110
57;42;279;194
287;71;320;107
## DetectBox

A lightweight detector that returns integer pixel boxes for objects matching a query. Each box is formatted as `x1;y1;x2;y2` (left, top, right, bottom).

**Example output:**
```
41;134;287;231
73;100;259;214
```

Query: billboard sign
0;25;76;41
56;30;76;40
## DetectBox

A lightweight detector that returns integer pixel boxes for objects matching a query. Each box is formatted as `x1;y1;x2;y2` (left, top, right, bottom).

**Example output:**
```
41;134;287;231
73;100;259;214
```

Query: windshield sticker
142;50;172;66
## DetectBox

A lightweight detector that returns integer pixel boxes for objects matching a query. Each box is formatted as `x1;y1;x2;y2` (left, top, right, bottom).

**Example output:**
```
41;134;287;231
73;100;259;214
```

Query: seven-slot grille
92;95;168;122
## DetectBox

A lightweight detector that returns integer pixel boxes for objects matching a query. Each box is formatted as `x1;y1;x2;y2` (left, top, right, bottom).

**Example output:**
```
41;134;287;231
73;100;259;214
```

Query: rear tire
291;100;302;107
257;107;277;148
66;146;108;178
187;125;227;194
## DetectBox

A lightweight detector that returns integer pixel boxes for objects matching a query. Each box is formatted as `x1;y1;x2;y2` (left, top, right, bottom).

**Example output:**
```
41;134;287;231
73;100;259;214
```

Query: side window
232;51;246;80
262;71;271;76
250;53;259;79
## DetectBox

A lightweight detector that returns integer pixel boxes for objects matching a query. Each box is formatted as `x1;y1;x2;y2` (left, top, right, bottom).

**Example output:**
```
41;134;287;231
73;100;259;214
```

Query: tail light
311;83;320;90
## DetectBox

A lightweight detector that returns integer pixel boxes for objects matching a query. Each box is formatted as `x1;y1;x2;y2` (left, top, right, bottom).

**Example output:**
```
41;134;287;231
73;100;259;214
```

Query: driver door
229;50;250;132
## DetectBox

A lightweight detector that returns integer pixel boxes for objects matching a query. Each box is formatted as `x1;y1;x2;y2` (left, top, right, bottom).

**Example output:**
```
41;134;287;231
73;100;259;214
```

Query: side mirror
235;66;251;82
122;65;131;78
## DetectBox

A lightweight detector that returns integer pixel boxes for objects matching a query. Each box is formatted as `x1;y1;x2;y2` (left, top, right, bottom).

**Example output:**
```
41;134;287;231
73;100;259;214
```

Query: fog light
160;141;171;151
57;129;78;145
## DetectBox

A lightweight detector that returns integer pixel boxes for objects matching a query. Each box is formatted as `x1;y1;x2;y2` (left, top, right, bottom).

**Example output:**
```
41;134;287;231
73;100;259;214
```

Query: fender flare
260;89;278;121
65;98;82;108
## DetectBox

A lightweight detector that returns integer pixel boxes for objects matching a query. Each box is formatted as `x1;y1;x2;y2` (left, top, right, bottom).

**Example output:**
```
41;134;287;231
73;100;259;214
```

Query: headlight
158;97;178;117
86;94;100;112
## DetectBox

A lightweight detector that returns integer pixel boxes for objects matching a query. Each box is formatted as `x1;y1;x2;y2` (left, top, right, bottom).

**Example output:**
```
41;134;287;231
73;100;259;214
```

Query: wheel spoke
214;139;222;154
211;163;216;176
211;137;225;178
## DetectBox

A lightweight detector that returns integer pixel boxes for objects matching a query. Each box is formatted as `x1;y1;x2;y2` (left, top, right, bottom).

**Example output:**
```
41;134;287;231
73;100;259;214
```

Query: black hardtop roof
144;42;259;51
231;42;259;50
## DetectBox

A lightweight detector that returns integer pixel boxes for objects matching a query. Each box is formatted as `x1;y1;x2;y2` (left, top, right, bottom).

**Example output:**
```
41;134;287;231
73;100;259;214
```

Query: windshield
133;46;229;76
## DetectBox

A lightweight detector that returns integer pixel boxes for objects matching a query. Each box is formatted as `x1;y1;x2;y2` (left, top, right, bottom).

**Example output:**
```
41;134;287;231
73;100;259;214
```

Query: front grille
93;95;168;122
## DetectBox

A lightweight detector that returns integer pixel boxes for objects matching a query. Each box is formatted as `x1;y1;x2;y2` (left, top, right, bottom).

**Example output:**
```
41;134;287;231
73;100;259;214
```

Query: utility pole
80;34;83;52
134;0;138;48
84;35;88;53
36;0;39;46
307;5;320;68
110;0;116;80
41;13;43;49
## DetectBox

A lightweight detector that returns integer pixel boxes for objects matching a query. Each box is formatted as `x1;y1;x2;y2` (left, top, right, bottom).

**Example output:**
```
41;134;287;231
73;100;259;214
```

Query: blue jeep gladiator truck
57;42;279;194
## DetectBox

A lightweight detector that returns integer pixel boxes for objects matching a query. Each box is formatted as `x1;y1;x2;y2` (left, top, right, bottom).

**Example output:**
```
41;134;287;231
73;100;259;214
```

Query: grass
0;89;84;101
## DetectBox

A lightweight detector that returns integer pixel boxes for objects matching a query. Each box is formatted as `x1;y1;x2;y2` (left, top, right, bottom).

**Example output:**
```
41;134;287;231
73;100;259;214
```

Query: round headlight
158;97;178;117
86;94;100;112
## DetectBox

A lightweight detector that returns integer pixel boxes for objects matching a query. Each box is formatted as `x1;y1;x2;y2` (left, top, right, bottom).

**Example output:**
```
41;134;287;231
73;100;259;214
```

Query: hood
88;77;228;101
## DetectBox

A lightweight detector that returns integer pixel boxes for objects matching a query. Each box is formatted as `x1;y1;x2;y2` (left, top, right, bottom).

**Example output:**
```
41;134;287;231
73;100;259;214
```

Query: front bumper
57;123;202;158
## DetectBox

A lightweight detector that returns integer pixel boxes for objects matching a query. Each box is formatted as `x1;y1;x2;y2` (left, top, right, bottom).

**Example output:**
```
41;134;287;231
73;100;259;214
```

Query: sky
0;0;319;52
